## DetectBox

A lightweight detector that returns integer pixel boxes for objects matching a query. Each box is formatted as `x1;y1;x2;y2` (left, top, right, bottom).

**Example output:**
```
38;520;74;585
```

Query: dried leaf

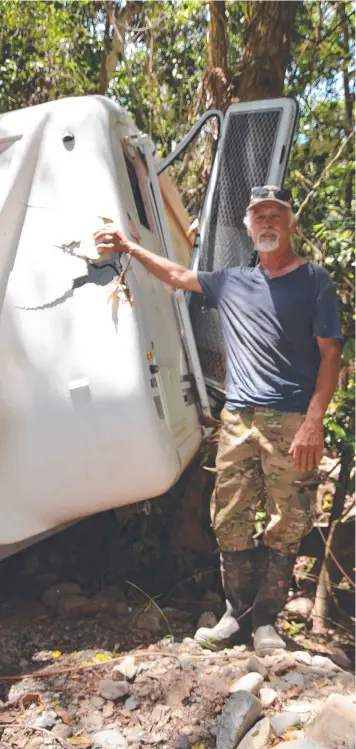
68;738;93;747
52;650;62;658
95;653;112;662
55;707;71;725
20;693;45;711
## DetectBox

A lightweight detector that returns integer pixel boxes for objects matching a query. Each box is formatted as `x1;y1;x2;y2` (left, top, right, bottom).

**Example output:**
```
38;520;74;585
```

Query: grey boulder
305;693;355;749
216;690;262;749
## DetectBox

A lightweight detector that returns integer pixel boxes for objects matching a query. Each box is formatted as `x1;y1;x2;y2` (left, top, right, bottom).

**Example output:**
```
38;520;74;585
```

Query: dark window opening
124;154;150;230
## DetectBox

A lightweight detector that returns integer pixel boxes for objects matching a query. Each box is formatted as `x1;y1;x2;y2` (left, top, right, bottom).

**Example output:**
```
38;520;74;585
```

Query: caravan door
190;97;298;394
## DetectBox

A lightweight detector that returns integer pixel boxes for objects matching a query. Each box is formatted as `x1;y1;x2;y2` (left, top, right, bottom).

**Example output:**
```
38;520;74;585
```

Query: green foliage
324;369;355;452
284;2;355;461
0;0;104;109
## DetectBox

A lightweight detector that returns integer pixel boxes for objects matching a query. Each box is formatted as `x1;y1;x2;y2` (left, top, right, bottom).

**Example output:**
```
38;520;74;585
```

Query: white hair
243;207;296;231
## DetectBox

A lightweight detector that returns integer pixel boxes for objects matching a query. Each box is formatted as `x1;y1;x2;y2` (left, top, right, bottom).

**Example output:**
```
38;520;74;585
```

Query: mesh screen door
190;98;298;393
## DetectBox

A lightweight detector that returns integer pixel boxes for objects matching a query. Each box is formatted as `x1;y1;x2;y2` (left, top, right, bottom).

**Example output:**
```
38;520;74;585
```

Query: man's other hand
288;418;324;471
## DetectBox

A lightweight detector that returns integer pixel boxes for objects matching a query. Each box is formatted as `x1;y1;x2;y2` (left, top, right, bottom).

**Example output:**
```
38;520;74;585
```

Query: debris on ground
0;585;354;749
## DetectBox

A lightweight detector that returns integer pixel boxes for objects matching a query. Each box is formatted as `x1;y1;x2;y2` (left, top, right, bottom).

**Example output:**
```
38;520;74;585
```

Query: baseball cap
246;185;293;211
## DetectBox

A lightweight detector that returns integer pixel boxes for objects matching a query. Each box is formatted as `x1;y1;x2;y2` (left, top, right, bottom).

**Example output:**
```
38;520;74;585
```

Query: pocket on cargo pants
211;408;264;552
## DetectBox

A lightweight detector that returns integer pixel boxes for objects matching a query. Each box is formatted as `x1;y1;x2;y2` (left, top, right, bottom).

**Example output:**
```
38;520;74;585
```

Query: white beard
256;231;280;253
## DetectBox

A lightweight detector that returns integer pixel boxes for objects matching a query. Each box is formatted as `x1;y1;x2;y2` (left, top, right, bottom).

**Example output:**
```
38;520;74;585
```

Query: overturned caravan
0;94;298;557
0;95;210;554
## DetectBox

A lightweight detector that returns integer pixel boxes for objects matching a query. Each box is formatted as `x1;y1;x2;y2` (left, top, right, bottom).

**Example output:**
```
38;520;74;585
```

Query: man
94;185;342;656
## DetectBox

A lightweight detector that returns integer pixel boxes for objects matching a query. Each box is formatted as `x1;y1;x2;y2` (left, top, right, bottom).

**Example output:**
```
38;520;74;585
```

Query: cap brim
246;197;291;211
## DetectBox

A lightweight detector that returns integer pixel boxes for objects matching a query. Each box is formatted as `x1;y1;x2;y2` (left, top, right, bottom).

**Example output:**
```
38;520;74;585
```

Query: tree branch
296;130;354;218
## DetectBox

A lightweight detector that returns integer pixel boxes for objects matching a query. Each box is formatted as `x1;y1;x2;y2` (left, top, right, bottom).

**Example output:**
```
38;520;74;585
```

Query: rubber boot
194;547;263;650
253;547;297;656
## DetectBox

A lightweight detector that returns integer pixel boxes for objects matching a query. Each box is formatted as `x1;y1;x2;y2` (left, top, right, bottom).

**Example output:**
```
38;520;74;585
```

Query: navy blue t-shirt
197;262;342;413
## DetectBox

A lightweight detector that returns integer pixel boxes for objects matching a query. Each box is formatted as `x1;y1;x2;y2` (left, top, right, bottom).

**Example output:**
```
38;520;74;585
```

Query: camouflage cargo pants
211;407;318;555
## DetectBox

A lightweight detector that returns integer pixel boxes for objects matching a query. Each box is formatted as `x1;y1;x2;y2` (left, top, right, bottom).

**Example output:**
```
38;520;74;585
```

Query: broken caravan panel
0;95;205;557
120;134;211;423
189;97;299;396
133;135;212;423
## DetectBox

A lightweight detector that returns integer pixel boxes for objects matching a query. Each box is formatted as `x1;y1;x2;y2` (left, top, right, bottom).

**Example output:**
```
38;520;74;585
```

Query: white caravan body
0;96;203;550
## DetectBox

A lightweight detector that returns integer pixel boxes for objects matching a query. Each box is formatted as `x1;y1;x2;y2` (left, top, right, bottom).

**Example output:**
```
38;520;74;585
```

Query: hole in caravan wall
62;132;75;150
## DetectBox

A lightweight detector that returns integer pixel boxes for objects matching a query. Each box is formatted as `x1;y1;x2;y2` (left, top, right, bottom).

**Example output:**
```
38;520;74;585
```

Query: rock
305;693;355;749
294;651;313;666
229;672;264;695
311;655;340;672
81;710;104;732
270;677;290;692
236;716;271;748
216;691;262;749
30;713;57;729
334;671;355;691
135;608;163;632
93;728;128;748
175;737;190;749
103;703;114;718
98;678;130;700
284;701;320;715
271;711;302;736
126;728;145;745
124;695;139;710
272;742;322;749
42;581;82;609
51;723;72;739
328;647;352;671
178;655;196;672
283;671;305;687
91;696;105;708
285;596;313;619
25;739;44;749
271;654;297;674
196;611;218;629
112;655;137;680
58;593;103;617
309;666;335;678
259;687;277;708
247;655;268;679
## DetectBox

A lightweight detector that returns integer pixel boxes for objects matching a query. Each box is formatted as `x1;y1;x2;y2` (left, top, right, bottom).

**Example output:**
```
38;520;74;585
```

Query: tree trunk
99;1;142;96
236;1;299;101
206;1;229;110
339;2;354;209
312;443;354;632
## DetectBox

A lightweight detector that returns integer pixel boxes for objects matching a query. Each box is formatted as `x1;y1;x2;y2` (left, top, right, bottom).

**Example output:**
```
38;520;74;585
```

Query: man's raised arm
94;226;203;294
